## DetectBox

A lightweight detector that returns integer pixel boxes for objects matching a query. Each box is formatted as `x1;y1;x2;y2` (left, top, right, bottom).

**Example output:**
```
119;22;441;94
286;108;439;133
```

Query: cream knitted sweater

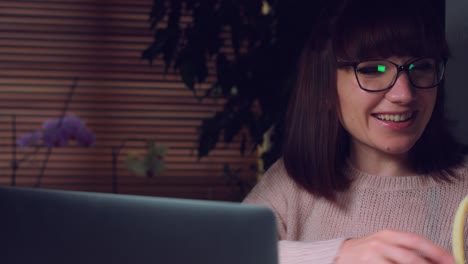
243;159;468;264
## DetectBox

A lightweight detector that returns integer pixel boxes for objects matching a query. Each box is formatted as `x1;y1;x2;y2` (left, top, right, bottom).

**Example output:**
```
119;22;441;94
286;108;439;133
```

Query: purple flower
17;131;42;148
42;128;69;148
42;118;59;131
18;115;95;148
76;128;96;147
61;116;86;139
42;116;85;139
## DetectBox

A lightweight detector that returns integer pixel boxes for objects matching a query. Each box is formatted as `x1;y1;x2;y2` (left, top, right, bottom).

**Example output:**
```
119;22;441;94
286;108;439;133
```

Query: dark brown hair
283;0;465;201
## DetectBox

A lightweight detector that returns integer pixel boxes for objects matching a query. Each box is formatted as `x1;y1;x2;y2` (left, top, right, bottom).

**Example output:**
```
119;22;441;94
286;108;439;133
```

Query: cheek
336;93;349;130
336;71;354;120
336;69;379;131
421;89;438;116
337;96;362;135
430;90;438;108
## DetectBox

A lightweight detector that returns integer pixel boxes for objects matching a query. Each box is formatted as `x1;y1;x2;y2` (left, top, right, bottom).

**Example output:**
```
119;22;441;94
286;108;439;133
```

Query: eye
356;63;388;75
409;59;436;71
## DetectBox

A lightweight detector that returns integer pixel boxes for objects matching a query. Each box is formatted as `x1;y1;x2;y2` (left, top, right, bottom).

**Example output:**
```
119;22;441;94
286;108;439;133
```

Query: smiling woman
336;56;439;174
242;0;467;263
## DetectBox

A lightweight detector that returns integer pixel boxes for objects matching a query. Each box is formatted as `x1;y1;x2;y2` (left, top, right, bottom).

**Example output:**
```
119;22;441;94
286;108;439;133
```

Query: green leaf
125;142;168;177
151;159;165;176
125;153;147;177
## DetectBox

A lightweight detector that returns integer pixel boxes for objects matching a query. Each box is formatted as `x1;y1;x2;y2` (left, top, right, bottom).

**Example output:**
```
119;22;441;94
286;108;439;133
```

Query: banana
453;195;468;264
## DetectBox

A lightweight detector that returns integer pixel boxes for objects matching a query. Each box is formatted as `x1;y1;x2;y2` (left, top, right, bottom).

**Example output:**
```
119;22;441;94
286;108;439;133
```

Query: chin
379;141;417;155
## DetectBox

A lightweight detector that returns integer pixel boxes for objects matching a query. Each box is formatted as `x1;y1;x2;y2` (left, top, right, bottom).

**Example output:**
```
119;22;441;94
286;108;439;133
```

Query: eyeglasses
337;57;447;92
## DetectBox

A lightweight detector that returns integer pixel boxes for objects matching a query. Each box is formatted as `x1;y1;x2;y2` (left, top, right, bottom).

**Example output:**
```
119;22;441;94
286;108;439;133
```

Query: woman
243;0;467;263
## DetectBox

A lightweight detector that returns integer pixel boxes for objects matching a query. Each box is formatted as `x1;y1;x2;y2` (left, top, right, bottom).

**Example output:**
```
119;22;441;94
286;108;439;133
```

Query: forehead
365;57;419;64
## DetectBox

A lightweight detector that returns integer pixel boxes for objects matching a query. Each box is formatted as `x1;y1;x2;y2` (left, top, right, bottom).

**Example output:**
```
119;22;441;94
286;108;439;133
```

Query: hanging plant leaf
205;83;223;99
195;53;208;84
167;0;182;28
141;28;169;65
216;53;235;97
179;58;196;91
224;111;243;143
197;111;226;158
149;0;166;29
162;28;180;73
198;126;220;158
192;1;222;56
240;133;247;156
142;0;316;171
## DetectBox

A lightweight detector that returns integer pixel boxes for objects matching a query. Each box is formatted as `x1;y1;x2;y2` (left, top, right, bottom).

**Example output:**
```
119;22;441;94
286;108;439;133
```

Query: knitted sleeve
243;160;346;264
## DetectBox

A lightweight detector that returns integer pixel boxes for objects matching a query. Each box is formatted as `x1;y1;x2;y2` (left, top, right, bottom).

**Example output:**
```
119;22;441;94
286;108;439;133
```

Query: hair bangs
332;1;449;62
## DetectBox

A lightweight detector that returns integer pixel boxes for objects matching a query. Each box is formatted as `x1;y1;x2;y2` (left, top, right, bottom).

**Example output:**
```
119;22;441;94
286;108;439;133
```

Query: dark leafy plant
142;0;320;170
222;163;256;201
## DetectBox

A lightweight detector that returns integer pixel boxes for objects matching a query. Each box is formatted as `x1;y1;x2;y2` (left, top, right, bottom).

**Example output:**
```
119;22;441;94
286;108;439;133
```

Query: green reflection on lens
377;65;386;72
409;64;415;70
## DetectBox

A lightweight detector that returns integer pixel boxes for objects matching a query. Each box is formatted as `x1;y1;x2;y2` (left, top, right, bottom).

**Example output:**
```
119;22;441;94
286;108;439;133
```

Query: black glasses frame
337;57;447;92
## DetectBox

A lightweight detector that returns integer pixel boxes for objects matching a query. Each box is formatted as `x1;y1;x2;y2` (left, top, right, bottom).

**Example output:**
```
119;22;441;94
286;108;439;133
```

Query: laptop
0;187;278;264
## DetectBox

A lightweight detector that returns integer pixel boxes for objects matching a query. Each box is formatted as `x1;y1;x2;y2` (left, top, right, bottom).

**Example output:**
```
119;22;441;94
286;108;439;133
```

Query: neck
349;145;414;177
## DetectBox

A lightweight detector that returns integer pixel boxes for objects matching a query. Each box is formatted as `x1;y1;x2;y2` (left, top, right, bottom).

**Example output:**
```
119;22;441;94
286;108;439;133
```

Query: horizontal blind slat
0;0;256;200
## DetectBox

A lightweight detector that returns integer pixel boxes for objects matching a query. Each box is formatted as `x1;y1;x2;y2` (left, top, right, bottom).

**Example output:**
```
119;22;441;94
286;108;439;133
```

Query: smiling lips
374;112;414;122
371;112;417;130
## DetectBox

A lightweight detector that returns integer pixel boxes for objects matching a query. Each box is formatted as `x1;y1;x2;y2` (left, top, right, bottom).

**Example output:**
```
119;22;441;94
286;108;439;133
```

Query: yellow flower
261;1;271;15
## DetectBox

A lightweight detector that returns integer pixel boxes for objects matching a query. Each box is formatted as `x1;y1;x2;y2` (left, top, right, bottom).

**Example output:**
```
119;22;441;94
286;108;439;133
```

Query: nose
385;72;415;105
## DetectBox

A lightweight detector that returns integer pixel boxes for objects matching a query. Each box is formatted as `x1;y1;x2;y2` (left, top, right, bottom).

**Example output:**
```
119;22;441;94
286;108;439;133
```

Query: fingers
378;230;454;264
335;230;455;264
378;240;433;264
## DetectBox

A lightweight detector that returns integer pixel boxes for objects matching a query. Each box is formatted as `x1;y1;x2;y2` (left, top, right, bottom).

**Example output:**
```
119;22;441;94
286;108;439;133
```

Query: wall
445;0;468;144
0;0;256;201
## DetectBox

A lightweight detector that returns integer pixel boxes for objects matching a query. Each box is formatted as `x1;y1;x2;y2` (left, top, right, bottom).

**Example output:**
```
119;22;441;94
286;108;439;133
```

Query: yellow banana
453;195;468;264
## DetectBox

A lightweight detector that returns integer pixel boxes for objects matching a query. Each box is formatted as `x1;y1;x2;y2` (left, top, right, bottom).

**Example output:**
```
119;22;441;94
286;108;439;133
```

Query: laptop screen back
0;187;278;264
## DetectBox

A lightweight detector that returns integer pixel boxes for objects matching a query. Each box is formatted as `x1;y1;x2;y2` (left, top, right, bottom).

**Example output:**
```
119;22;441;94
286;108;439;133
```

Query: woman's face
336;56;438;158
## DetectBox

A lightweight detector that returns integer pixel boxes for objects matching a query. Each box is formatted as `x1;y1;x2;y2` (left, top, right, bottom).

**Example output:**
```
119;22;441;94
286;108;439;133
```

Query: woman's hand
334;229;455;264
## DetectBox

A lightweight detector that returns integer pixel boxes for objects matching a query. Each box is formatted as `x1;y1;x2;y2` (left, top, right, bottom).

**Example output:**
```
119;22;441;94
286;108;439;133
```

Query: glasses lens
407;58;444;88
355;61;396;91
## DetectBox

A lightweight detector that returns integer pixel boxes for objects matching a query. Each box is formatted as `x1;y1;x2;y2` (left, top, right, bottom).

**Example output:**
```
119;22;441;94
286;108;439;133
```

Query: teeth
376;113;412;122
